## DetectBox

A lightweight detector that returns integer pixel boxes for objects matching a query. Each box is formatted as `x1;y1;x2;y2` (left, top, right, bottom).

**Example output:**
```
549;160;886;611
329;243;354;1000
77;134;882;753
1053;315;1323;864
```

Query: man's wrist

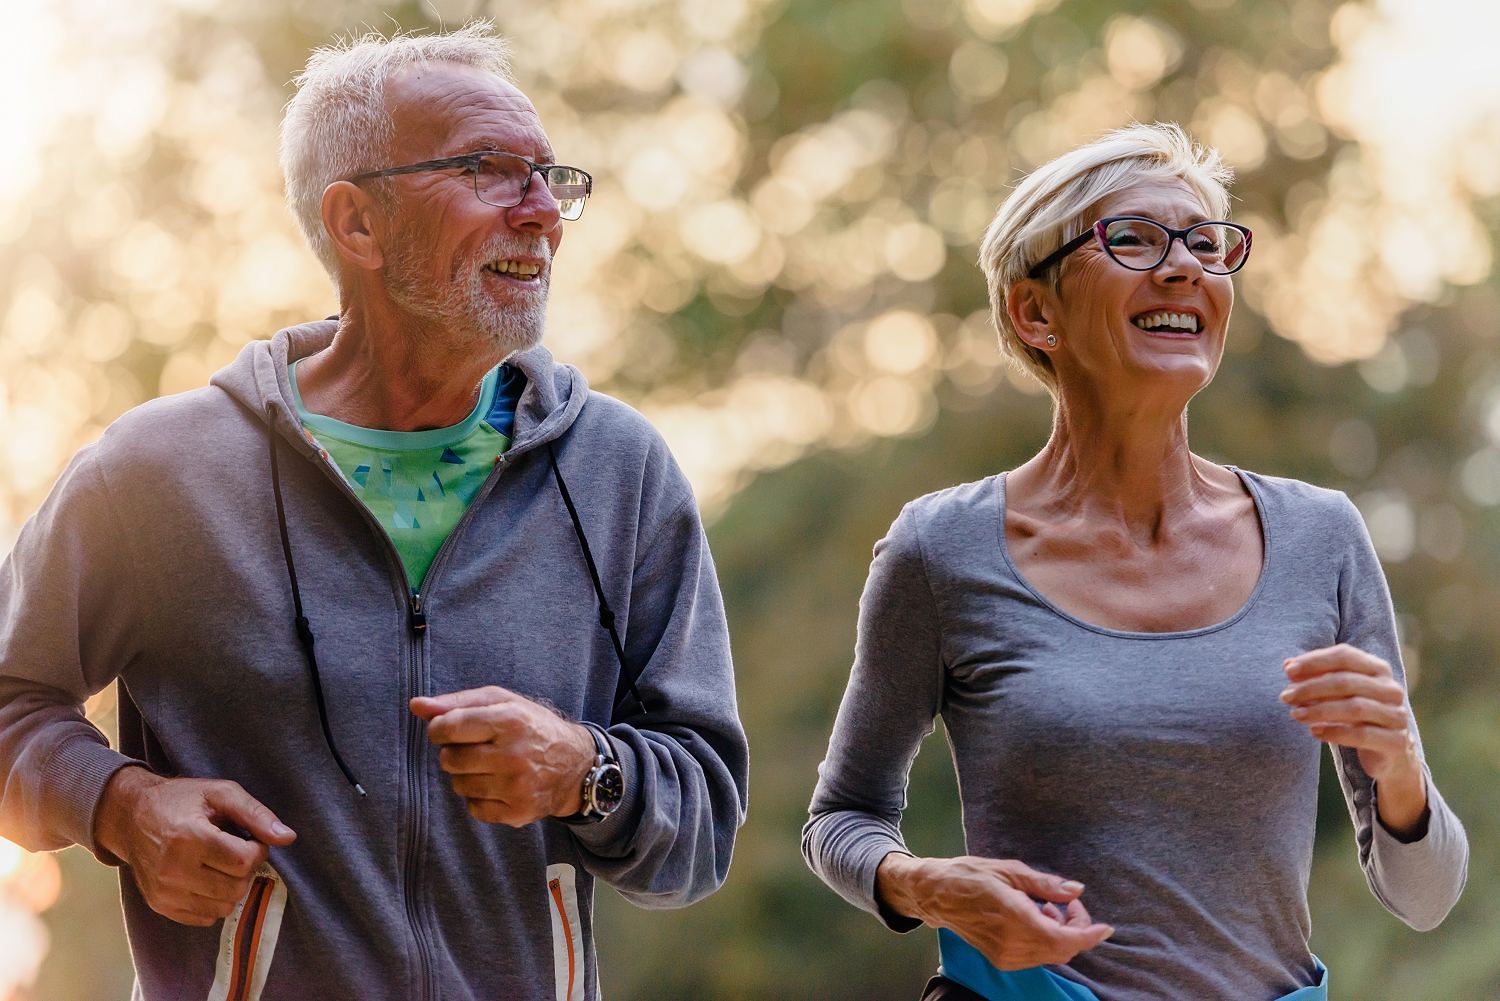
550;722;598;818
94;765;160;863
557;722;626;824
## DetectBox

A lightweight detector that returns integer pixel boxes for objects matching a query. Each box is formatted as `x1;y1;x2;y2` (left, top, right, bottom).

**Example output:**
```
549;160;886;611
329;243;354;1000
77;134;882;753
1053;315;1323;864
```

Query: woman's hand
875;853;1113;970
1281;643;1428;836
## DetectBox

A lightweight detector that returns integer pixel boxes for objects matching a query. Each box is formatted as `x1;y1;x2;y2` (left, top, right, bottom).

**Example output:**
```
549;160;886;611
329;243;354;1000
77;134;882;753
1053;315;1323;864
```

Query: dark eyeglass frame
350;151;594;220
1026;215;1253;279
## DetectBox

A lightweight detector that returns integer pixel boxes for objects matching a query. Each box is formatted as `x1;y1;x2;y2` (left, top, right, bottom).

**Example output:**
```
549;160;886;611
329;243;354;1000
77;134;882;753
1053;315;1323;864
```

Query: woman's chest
936;584;1338;826
1003;516;1265;634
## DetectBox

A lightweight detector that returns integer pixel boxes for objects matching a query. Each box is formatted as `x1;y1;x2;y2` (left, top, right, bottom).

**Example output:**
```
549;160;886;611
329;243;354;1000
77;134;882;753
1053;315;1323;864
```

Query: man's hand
94;766;296;927
875;853;1113;970
1282;643;1428;836
410;686;597;827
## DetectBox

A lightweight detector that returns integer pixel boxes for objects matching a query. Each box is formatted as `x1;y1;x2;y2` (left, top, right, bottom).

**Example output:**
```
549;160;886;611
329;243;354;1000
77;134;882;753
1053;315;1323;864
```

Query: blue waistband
937;928;1328;1001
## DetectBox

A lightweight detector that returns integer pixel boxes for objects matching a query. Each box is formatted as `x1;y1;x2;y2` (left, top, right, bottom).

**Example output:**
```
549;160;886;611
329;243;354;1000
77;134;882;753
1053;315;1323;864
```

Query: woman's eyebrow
1112;210;1213;226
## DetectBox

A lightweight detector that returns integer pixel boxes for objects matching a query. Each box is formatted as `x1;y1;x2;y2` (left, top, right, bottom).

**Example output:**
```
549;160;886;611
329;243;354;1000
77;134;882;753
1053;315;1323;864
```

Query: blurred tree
1;0;1497;997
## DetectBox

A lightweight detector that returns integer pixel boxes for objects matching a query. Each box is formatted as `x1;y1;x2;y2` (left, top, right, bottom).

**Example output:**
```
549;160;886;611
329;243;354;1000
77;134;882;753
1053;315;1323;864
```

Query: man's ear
1006;279;1056;351
321;181;386;272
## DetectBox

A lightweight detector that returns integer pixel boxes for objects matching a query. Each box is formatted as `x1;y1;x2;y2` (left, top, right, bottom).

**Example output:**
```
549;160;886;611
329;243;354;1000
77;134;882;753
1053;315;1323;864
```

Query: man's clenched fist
411;686;598;827
94;766;296;926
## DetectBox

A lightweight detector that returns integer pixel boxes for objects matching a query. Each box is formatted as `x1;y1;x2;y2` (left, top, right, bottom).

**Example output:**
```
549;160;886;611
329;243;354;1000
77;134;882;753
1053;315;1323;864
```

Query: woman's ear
1006;279;1057;352
321;181;387;272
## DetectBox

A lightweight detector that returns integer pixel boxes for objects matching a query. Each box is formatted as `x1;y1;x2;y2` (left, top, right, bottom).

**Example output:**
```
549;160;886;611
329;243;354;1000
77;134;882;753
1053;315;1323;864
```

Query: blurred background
1;0;1498;996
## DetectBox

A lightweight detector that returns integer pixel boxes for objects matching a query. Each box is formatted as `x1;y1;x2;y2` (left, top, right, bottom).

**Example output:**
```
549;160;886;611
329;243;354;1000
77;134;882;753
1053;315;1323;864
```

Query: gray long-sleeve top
804;470;1466;1001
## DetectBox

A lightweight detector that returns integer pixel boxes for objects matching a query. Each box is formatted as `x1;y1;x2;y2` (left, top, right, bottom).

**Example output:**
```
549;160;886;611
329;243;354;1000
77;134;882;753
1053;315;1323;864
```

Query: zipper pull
410;591;427;632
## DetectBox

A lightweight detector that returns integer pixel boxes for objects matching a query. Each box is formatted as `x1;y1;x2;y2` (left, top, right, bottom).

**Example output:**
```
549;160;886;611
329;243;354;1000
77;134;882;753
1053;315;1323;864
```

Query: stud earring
1045;334;1057;347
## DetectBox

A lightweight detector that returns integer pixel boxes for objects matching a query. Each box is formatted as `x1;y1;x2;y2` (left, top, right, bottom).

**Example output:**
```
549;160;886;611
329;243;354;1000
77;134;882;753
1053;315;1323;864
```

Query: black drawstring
265;402;636;793
547;441;647;713
266;403;367;797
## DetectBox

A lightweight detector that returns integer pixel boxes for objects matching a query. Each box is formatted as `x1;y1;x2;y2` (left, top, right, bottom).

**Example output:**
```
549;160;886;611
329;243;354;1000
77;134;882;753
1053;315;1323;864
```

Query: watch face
590;763;625;815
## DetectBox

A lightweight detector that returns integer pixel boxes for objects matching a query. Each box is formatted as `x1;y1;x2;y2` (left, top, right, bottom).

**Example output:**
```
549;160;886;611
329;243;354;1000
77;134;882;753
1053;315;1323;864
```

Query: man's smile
483;258;544;283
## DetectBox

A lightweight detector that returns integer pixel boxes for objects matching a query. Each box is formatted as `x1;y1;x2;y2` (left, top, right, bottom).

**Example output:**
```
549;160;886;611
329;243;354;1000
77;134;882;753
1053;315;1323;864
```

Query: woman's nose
1155;237;1204;282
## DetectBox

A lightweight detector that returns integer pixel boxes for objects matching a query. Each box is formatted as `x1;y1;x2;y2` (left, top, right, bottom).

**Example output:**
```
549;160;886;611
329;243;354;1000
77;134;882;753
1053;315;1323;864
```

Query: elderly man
0;24;747;1001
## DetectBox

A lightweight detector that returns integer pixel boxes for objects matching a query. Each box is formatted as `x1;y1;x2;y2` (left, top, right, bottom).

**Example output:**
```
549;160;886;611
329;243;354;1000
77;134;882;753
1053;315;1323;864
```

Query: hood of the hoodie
209;319;591;456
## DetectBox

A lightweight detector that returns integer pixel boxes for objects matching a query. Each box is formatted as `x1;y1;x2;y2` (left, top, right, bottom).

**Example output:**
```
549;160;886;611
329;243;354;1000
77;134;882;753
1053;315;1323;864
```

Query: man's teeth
484;259;542;277
1134;311;1199;333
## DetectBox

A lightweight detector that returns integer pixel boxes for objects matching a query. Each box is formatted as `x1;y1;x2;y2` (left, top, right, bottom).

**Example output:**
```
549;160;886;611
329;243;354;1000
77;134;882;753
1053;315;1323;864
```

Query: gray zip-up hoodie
0;321;749;1001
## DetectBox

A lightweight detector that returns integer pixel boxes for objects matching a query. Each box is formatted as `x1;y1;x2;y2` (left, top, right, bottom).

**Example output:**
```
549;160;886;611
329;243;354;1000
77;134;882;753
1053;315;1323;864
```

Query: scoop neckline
993;467;1272;640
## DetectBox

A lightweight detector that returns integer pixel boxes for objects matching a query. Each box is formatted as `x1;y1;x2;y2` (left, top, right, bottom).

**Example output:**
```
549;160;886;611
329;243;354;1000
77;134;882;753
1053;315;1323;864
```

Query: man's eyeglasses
1027;216;1253;279
351;152;593;221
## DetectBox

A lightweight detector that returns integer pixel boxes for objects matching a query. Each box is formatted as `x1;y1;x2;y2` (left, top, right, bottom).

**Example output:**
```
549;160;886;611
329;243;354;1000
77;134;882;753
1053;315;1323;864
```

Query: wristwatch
563;721;624;825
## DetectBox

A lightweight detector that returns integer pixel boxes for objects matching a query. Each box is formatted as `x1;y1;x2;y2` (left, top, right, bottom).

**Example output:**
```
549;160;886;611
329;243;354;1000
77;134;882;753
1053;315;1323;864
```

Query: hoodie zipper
280;420;443;1001
400;458;525;1001
269;411;545;1001
404;607;437;1001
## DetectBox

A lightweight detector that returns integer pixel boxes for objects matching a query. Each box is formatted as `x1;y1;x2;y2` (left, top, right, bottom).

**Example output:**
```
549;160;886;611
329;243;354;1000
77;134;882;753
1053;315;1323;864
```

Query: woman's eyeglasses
1027;216;1252;279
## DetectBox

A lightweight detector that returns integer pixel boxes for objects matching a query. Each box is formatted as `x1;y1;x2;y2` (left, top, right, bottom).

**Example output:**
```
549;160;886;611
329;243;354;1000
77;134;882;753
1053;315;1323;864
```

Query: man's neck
294;303;505;432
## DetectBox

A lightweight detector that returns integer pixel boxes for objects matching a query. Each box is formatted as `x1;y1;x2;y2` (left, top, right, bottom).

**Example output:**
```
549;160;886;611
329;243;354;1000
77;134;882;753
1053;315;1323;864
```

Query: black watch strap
579;720;615;764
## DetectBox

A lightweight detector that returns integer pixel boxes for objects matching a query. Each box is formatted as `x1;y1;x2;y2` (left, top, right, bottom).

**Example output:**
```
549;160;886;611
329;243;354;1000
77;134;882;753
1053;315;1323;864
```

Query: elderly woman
802;123;1467;1001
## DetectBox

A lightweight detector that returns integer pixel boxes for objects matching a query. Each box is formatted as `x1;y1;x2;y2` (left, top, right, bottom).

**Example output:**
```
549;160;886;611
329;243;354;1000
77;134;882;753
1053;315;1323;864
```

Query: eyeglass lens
1101;219;1248;274
473;154;590;220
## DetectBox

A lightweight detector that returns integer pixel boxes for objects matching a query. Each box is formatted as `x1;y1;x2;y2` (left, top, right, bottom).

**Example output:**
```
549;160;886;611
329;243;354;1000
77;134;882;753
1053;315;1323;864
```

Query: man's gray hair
280;23;514;287
978;123;1234;396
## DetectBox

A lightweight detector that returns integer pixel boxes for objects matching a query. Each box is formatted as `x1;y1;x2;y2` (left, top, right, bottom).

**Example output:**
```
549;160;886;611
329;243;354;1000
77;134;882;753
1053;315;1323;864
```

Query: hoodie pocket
206;861;288;1001
546;863;586;1001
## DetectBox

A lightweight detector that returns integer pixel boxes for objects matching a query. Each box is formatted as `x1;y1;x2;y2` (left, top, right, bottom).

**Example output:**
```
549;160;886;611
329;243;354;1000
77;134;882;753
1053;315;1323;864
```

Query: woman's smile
1130;307;1204;336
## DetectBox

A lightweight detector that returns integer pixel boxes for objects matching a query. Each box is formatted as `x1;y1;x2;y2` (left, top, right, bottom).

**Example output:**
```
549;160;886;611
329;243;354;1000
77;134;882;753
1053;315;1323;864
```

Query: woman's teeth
1134;312;1199;333
485;259;541;277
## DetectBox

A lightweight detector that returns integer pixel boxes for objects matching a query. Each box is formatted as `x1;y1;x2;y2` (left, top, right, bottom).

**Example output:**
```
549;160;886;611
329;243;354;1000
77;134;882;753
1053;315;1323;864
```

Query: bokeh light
5;0;1500;996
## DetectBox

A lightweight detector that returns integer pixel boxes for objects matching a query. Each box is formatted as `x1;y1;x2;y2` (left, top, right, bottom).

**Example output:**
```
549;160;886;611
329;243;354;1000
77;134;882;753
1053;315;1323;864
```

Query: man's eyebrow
452;141;558;164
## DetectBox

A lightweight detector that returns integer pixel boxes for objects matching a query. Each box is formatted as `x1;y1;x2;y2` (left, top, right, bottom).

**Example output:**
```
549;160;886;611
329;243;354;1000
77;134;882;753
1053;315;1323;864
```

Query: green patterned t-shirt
290;361;521;590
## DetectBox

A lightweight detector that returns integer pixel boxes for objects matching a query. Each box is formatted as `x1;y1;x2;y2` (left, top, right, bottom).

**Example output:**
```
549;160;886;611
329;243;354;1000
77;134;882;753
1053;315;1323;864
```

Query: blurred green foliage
15;0;1500;998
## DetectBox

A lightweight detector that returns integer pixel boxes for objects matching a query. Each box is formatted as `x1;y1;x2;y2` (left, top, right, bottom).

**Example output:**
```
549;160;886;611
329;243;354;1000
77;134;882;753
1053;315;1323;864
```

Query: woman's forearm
1375;765;1428;839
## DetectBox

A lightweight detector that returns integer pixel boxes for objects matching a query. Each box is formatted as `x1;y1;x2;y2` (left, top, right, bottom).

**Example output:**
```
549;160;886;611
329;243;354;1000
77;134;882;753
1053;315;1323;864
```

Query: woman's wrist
875;851;930;924
1374;759;1428;839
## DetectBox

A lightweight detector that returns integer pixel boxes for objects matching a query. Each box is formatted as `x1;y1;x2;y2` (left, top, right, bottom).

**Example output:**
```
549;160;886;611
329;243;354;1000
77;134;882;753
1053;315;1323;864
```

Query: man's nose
505;172;562;233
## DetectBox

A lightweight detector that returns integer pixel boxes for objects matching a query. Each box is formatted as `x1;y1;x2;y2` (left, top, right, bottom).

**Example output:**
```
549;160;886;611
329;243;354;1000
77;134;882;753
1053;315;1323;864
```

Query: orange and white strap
206;861;288;1001
546;863;586;1001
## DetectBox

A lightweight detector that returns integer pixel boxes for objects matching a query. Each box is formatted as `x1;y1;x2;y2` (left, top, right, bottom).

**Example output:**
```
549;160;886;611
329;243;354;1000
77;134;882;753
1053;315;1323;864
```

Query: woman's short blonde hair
977;123;1234;395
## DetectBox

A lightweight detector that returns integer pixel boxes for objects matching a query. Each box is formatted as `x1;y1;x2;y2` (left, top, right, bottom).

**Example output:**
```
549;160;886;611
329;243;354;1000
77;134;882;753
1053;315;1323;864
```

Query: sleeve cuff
564;728;643;854
1376;803;1431;844
1365;775;1468;930
43;735;142;864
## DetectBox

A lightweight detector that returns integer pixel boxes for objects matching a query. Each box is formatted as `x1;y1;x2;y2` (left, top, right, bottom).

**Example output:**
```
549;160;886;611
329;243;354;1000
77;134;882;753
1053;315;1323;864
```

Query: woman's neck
1011;389;1212;542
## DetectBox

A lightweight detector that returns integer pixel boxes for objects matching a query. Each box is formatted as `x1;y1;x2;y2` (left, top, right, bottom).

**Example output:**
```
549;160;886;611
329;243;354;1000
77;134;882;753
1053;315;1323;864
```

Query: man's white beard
385;229;550;358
